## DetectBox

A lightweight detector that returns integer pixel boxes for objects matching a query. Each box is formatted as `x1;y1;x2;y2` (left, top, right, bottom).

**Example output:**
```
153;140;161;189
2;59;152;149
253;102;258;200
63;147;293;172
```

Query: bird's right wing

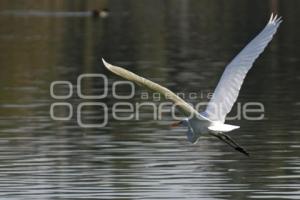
205;14;282;123
102;59;199;117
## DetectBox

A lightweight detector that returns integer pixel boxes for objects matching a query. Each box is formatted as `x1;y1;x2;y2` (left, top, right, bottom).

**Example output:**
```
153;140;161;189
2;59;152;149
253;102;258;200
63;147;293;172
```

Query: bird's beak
170;121;182;128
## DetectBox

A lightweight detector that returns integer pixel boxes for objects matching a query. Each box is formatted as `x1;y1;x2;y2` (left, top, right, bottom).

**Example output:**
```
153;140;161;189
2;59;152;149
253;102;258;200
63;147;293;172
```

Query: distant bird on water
91;8;109;18
102;14;282;156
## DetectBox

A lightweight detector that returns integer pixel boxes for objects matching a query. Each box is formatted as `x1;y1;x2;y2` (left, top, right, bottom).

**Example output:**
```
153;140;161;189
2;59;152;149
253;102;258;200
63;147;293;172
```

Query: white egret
102;14;282;156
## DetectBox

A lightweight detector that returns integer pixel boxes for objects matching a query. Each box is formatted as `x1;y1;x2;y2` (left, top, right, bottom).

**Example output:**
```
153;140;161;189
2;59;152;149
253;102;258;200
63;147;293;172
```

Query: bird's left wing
205;14;282;123
102;59;199;117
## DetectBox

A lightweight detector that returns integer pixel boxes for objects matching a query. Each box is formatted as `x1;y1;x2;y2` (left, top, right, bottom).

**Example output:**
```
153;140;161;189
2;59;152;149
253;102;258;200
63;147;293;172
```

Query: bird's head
170;118;189;128
171;118;197;143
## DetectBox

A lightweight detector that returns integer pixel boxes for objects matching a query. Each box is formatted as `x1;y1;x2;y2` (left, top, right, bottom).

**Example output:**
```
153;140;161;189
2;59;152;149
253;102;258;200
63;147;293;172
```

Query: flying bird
102;14;282;156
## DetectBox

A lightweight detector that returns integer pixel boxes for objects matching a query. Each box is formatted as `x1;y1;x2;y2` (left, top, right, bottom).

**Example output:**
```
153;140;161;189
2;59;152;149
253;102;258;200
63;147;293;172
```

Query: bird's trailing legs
210;132;250;157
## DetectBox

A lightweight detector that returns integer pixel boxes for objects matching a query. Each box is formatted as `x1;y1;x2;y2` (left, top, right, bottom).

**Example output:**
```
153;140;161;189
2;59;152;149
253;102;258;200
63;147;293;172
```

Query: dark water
0;0;300;199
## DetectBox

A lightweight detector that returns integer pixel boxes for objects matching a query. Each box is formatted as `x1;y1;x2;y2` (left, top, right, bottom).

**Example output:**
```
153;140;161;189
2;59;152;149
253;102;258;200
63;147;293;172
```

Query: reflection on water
0;10;93;17
0;0;300;199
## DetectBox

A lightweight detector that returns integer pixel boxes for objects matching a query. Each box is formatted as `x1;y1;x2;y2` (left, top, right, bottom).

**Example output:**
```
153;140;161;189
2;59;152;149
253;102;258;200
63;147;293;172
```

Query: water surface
0;1;300;199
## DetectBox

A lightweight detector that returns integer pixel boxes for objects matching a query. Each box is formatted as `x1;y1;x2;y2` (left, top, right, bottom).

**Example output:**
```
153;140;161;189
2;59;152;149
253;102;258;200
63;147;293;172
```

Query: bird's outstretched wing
205;14;282;123
102;59;199;117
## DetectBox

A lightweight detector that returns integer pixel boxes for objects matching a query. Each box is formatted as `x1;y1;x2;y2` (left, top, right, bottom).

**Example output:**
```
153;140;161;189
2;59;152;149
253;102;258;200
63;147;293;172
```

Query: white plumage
205;14;282;122
102;14;282;156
